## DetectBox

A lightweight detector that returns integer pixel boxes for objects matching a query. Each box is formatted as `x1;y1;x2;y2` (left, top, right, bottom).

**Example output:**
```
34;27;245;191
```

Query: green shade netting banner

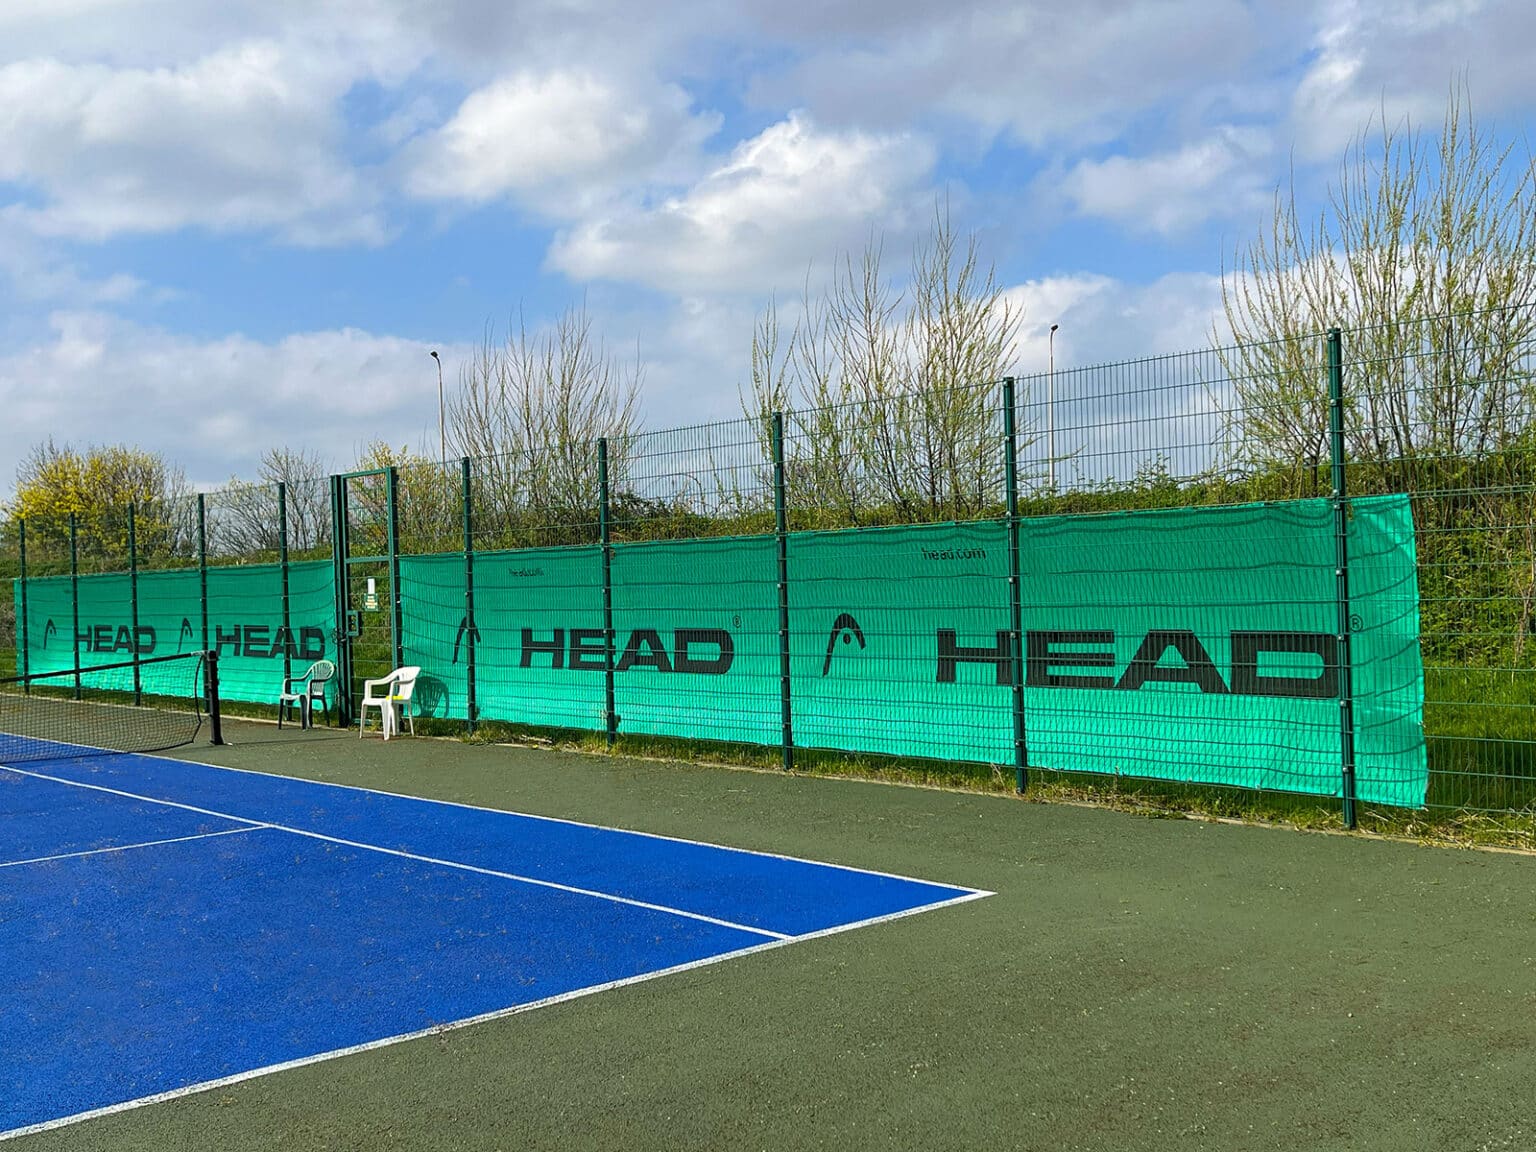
789;521;1011;766
789;496;1423;806
1013;497;1424;807
399;547;605;731
16;495;1426;806
20;571;140;695
16;561;336;706
611;536;780;745
398;539;781;742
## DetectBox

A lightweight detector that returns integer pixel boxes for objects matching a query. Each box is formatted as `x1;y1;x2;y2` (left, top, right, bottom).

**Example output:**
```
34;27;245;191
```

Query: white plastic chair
358;666;420;740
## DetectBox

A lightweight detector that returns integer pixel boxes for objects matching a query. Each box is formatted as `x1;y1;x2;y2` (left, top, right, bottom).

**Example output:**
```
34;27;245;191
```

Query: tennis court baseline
0;743;988;1140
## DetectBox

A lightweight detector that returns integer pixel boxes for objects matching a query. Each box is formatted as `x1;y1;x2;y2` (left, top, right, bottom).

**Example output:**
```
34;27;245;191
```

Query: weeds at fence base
446;718;1536;850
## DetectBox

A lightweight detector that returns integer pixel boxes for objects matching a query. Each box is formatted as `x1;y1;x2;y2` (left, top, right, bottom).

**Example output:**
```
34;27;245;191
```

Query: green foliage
1219;86;1536;476
4;441;195;573
0;522;16;654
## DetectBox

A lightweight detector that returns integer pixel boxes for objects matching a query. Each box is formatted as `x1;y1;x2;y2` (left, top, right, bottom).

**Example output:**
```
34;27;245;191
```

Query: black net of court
0;652;212;764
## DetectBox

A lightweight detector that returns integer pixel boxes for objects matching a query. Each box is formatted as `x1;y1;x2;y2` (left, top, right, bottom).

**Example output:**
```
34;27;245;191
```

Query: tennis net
0;651;216;765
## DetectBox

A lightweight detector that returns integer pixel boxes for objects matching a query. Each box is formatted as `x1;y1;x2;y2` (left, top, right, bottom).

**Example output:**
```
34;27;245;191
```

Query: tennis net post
206;649;224;746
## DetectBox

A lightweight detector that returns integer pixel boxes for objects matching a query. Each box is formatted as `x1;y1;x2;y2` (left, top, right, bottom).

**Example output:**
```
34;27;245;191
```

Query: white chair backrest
391;666;421;701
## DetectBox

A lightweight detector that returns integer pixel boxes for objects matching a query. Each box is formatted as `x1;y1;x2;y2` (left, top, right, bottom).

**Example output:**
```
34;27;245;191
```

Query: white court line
0;752;995;1142
0;887;990;1143
0;825;263;870
82;740;995;896
0;764;793;942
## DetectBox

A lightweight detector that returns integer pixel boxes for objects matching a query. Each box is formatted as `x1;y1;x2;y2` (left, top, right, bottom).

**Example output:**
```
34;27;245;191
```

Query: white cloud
0;267;1230;505
0;0;1529;510
548;113;938;295
0;313;457;486
0;0;423;74
631;295;763;425
404;68;720;216
1060;127;1273;234
0;209;149;310
997;271;1231;487
1290;0;1536;163
0;42;384;245
1004;270;1226;373
0;0;253;66
749;0;1273;148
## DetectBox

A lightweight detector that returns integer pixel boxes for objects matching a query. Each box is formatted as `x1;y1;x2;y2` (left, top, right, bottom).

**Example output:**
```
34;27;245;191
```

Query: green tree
6;440;193;567
0;521;18;667
347;442;459;557
1218;84;1536;492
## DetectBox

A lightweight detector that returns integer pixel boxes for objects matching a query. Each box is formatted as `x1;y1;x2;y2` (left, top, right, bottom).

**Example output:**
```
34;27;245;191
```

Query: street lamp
1048;324;1059;493
429;350;445;463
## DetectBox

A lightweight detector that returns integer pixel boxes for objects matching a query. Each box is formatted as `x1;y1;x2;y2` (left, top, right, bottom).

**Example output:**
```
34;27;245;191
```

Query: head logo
821;613;866;676
452;616;482;664
42;619;57;648
178;618;195;652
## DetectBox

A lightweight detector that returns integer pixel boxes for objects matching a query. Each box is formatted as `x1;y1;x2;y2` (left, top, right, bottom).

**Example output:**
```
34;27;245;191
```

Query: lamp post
1048;324;1059;493
429;350;445;463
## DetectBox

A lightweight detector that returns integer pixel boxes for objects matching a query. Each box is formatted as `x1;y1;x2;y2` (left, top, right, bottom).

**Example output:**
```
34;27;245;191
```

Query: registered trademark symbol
1349;614;1363;632
732;615;742;628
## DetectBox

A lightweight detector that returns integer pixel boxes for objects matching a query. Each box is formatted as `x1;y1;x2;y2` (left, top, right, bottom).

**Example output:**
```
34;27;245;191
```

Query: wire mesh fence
1340;307;1536;825
12;304;1536;838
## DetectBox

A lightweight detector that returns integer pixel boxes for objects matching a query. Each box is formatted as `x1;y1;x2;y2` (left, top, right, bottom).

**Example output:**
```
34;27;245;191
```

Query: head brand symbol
821;613;866;676
452;616;482;664
178;618;195;652
42;619;57;648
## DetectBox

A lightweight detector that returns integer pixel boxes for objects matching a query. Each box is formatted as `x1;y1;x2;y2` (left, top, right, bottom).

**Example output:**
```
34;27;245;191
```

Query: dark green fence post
278;482;292;688
386;466;404;673
598;438;617;747
461;456;478;734
1001;377;1029;793
772;412;794;772
1327;327;1358;829
128;502;142;705
69;512;81;699
328;474;354;726
17;518;28;689
196;494;209;657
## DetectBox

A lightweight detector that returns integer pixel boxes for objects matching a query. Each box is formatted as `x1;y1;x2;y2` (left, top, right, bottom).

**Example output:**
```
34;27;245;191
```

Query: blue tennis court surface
0;741;988;1139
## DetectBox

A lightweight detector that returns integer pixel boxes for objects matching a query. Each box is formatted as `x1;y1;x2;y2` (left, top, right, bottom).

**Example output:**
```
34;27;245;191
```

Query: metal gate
328;467;402;726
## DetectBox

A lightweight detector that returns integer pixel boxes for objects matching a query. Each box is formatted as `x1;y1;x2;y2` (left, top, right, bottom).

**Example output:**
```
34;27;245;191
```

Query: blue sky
0;0;1531;489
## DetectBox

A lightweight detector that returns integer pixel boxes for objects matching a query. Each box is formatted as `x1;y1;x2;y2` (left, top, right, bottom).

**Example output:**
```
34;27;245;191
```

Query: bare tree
1218;83;1536;492
209;448;331;560
448;303;641;544
743;204;1024;524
